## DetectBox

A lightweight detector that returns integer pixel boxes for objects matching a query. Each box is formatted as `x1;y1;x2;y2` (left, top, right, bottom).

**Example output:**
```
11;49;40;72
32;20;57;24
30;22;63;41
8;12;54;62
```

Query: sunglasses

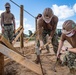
6;7;10;8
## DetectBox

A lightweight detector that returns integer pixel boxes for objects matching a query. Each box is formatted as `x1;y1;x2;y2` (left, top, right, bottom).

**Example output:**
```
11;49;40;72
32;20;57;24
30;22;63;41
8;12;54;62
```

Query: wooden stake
20;5;24;48
0;53;4;75
0;36;4;75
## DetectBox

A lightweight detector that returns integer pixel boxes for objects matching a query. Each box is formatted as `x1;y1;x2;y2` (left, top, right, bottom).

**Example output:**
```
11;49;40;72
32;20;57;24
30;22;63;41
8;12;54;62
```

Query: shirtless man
1;2;15;43
37;8;58;54
57;20;76;75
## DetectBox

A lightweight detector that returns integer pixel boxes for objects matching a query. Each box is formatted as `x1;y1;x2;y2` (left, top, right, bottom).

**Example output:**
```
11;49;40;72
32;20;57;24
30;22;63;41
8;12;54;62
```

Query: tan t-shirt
37;15;58;40
1;12;15;24
61;33;76;48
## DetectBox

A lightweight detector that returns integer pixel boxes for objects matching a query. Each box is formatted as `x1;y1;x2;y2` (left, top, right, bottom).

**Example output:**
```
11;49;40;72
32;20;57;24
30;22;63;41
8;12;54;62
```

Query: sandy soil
4;41;72;75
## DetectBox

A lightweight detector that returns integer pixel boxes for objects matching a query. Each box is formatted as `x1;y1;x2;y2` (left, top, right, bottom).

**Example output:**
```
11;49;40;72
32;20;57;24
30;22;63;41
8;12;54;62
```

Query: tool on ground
51;53;62;72
35;40;45;75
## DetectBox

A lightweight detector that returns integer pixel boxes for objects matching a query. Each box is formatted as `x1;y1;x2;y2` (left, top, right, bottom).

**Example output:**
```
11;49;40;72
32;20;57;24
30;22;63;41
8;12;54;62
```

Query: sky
0;0;76;34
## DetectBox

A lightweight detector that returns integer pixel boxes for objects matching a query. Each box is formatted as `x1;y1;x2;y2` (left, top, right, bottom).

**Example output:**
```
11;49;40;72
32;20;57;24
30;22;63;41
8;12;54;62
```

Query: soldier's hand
40;40;44;50
50;35;52;39
13;29;16;34
2;27;4;33
61;47;68;52
57;51;60;59
48;36;52;41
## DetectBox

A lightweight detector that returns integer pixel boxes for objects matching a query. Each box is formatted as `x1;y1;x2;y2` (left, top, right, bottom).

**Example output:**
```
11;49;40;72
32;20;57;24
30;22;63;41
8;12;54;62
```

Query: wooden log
0;44;42;75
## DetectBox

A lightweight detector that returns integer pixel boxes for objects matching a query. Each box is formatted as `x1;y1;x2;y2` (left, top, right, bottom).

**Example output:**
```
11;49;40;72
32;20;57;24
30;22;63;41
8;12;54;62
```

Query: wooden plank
26;31;36;43
12;28;24;45
15;26;22;33
0;53;4;75
4;58;11;65
0;35;21;55
0;44;42;75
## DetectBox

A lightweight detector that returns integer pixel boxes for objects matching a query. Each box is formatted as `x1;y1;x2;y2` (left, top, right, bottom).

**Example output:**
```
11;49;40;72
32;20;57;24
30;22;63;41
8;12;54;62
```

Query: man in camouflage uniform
57;20;76;75
1;2;15;43
37;8;58;54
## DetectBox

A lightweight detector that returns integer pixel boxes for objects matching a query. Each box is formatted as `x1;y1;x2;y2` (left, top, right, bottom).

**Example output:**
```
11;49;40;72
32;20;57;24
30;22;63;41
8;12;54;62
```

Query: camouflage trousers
63;51;76;69
2;25;14;43
42;29;58;54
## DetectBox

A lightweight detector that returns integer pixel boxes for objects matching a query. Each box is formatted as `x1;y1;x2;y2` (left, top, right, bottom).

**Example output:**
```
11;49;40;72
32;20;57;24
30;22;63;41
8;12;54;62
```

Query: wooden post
0;35;4;75
35;17;37;31
0;53;4;75
35;17;37;40
20;5;24;48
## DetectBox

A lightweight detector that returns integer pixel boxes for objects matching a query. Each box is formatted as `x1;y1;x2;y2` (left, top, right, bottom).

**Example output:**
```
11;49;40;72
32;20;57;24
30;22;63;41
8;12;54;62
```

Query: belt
43;29;52;31
4;24;12;26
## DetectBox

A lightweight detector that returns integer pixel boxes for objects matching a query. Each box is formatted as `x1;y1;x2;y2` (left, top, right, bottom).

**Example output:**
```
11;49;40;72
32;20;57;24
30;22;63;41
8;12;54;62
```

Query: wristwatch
66;47;68;51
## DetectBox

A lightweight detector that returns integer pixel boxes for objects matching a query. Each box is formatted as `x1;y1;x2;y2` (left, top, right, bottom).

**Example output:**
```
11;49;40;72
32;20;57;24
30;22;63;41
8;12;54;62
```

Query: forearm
1;23;3;28
37;30;43;41
13;19;15;30
37;25;43;41
50;24;57;37
1;18;4;28
68;48;76;53
50;30;55;37
57;40;64;54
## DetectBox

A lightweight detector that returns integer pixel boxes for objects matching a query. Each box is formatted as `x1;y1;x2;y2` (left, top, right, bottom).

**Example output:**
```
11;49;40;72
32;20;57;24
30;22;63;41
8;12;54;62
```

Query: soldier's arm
13;19;15;30
57;34;65;57
68;48;76;53
12;14;15;32
50;16;58;38
37;19;43;41
1;13;4;28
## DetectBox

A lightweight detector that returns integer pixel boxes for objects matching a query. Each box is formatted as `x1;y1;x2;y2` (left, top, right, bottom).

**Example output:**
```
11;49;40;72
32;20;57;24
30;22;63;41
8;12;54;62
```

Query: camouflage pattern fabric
63;51;76;69
2;25;14;43
42;29;58;54
67;68;76;75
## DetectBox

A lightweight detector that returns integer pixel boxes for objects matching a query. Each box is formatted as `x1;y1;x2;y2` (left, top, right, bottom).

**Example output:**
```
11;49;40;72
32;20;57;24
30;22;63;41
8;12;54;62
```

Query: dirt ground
4;41;72;75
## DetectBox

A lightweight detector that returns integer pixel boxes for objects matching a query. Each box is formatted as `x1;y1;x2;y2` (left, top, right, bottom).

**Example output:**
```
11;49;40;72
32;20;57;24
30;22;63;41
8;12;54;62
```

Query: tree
28;30;33;37
57;29;62;37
